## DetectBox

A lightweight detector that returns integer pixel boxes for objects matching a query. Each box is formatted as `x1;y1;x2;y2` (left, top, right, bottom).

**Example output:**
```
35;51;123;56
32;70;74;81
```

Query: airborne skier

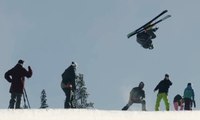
127;10;171;49
136;26;158;49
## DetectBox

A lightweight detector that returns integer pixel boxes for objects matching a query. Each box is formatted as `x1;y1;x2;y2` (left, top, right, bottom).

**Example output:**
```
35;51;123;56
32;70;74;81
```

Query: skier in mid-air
127;10;171;50
136;26;158;49
61;62;77;108
122;82;146;111
4;59;32;109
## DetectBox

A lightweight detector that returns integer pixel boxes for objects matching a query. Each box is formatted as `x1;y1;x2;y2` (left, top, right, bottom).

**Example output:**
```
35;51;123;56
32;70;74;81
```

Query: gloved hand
66;83;72;89
153;27;158;32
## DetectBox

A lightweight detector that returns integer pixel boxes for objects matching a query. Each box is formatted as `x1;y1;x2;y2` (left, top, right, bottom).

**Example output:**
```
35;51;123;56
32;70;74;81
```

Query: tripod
23;88;31;109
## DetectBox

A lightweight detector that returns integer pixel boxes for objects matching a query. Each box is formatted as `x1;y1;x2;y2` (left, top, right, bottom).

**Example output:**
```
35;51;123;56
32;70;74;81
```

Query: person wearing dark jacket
136;27;158;49
154;74;172;111
61;62;77;108
122;82;146;111
4;60;32;109
173;94;184;111
183;83;195;110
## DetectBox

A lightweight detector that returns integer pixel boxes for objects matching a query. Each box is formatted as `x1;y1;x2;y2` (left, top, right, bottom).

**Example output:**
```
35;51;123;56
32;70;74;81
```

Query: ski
127;10;168;38
134;15;171;35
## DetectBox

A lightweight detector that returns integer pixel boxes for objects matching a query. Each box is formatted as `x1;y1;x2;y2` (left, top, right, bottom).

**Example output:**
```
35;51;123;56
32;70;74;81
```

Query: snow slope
0;109;199;120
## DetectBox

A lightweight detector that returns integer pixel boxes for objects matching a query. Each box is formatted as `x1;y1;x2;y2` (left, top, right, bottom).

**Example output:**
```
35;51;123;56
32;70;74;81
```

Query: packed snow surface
0;109;199;120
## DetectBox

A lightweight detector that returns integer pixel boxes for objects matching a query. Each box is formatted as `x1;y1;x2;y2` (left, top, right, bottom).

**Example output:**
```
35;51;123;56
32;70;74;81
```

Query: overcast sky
0;0;200;110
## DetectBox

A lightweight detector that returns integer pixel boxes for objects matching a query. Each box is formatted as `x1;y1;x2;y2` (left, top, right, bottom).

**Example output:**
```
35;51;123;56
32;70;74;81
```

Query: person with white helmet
61;61;77;108
122;82;146;111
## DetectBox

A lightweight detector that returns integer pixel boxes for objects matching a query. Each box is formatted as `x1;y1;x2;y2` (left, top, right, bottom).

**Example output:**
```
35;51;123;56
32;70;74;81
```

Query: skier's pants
173;102;183;111
184;98;192;110
62;88;74;108
122;98;146;111
9;93;22;109
155;93;169;111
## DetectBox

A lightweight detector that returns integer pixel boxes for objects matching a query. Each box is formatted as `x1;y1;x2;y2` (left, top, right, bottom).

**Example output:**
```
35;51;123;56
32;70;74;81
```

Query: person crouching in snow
122;82;146;111
173;94;184;111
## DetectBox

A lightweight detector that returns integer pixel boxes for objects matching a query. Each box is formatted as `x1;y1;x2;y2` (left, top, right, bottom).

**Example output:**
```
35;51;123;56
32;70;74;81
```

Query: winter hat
187;83;191;86
139;82;144;88
18;59;24;65
165;74;169;77
71;61;77;67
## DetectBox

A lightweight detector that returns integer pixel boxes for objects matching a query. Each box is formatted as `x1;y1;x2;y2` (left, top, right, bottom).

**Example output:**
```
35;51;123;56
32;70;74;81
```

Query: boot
122;105;129;110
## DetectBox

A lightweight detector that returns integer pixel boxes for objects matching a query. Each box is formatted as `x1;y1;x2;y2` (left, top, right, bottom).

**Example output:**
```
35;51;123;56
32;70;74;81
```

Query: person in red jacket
5;60;32;109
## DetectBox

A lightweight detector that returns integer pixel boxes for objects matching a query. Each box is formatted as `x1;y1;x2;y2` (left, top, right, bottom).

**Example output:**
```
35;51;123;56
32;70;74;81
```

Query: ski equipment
127;10;170;38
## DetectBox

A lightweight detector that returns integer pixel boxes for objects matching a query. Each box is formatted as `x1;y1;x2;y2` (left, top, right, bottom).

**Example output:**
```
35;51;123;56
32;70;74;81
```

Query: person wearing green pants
154;74;172;111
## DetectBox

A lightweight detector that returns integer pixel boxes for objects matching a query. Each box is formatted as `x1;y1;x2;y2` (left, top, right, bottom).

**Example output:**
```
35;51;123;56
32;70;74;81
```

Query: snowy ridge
0;109;199;120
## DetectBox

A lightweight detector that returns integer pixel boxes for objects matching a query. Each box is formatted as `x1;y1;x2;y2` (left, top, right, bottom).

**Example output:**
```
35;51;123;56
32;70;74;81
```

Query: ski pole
22;92;28;108
24;88;31;108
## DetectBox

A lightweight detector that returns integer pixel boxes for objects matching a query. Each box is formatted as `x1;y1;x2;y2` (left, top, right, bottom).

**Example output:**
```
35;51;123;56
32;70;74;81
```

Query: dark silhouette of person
183;83;195;110
61;62;77;108
136;27;158;49
4;59;32;109
122;82;146;111
154;74;172;111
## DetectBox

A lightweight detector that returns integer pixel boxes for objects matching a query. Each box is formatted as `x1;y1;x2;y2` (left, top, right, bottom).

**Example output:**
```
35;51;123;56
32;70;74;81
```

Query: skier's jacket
61;65;76;91
4;64;32;94
130;87;145;99
183;86;194;100
154;78;172;94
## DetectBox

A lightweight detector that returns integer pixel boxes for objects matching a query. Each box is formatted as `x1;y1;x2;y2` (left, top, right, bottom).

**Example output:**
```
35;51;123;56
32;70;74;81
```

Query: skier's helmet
71;61;77;68
139;82;144;88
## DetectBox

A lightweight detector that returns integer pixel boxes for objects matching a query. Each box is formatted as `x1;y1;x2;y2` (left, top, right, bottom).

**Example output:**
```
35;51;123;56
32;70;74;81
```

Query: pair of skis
127;10;171;38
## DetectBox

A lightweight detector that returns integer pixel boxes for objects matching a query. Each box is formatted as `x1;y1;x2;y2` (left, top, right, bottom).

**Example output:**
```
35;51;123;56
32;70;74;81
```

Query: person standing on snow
173;94;184;111
4;59;32;109
61;62;77;108
154;74;172;111
183;83;195;110
122;82;146;111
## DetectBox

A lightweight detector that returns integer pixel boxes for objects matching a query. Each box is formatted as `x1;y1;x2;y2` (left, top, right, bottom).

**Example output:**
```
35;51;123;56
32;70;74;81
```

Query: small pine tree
40;89;49;108
73;73;94;108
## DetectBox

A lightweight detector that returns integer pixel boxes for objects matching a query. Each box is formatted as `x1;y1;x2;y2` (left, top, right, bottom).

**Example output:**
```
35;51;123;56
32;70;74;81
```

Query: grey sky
0;0;200;110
